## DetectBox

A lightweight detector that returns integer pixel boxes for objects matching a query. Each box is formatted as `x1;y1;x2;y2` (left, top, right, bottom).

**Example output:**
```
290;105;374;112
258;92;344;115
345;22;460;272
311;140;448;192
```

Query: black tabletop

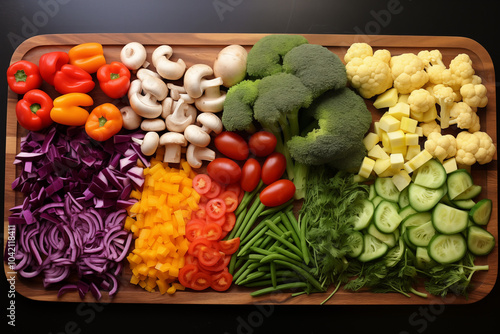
1;0;499;333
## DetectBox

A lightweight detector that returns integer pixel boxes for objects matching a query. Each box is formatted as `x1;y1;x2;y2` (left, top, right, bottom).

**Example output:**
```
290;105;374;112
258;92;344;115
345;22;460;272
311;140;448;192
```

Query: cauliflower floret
418;50;445;68
424;131;457;162
390;53;429;94
456;131;480;165
373;49;391;64
408;88;435;114
460;83;488;108
346;55;393;99
344;43;373;63
473;131;496;164
433;84;455;129
420;120;441;137
449;102;480;132
449;54;475;90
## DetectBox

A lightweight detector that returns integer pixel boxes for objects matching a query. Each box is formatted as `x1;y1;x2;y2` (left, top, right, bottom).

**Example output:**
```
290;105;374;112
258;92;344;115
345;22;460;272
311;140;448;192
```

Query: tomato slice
218;237;240;255
178;264;198;288
204;181;222;199
188;238;214;258
198;254;231;272
221;212;236;232
203;222;223;241
194;203;207;220
206;198;227;220
224;183;242;199
198;245;223;267
219;191;239;212
190;271;212;291
184;254;199;266
192;174;212;195
211;271;233;291
185;220;206;242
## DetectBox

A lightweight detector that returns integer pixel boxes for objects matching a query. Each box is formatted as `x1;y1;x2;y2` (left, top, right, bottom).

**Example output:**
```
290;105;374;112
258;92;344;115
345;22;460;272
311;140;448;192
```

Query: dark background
1;0;498;333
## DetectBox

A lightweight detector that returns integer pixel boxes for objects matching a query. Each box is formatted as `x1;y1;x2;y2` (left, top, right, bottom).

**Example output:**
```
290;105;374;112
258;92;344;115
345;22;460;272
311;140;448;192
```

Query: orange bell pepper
68;42;106;74
85;103;123;141
50;93;94;126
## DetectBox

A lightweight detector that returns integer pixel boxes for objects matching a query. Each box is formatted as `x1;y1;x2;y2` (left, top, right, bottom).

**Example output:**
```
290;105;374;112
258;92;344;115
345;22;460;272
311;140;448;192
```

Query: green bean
237;271;266;285
250;282;308;297
234;180;263;216
274;259;324;292
232;259;252;282
299;213;310;265
249;247;273;257
243;277;298;288
273;245;303;263
228;254;239;274
259;200;294;217
280;212;301;248
248;254;265;261
270;261;277;288
238;201;266;240
226;207;248;240
258;234;275;250
256;264;271;272
264;219;287;237
234;261;261;284
265;230;303;259
286;210;301;237
237;226;269;257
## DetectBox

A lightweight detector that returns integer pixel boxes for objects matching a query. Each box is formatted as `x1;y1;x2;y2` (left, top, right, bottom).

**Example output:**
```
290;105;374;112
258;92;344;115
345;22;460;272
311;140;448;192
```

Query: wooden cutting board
3;33;497;305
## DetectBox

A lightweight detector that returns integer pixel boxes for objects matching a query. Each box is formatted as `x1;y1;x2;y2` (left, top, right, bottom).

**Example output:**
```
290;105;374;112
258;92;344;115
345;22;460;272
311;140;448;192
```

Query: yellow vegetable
373;87;398;109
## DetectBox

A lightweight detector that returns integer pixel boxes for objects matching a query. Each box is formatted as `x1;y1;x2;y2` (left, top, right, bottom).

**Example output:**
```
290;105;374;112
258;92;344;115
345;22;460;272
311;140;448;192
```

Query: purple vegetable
7;125;145;300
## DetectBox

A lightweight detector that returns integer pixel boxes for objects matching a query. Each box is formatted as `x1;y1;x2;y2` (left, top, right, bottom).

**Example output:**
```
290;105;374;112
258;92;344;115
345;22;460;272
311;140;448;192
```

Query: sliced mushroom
165;99;194;132
183;64;223;99
195;86;227;113
120;42;148;70
186;144;216;169
141;118;166;132
152;45;186;80
120;106;142;130
159;132;188;163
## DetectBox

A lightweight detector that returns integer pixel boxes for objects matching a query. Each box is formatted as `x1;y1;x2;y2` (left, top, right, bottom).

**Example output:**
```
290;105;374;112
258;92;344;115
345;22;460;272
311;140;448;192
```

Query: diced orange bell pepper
68;42;106;74
50;93;93;126
85;103;123;141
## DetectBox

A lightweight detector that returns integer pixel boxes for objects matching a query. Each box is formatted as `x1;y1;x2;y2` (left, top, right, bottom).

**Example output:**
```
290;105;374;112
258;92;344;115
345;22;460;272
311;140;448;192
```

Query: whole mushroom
159;132;188;163
129;75;168;119
184;113;223;147
165;99;195;132
132;131;160;156
152;45;186;80
213;44;248;87
186;144;216;169
120;106;142;130
120;42;148;70
183;64;223;99
195;86;227;113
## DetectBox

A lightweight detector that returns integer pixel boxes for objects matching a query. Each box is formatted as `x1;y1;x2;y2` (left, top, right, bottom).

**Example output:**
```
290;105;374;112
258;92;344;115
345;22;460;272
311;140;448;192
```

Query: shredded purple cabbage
7;125;147;300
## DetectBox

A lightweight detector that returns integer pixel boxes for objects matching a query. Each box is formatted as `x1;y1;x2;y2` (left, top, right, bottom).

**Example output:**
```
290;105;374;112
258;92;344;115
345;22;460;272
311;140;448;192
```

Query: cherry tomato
214;131;249;160
178;264;198;288
218;238;240;255
211;271;233;291
198;245;223;267
248;131;277;157
206;198;227;220
219;191;239;212
185;219;206;242
259;179;296;207
192;174;212;195
190;272;213;290
207;158;242;185
204;181;222;199
221;212;236;232
261;152;287;185
240;158;261;192
203;222;223;241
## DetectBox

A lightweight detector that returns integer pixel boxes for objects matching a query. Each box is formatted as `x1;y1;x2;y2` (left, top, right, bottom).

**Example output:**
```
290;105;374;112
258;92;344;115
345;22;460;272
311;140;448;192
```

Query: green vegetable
221;79;260;133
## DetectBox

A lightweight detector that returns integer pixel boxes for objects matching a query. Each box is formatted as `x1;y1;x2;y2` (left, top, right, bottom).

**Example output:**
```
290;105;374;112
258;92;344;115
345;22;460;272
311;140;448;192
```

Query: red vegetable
211;271;233;291
39;51;70;86
15;89;53;131
259;179;296;207
7;60;42;94
240;158;261;192
97;61;131;99
261;152;287;185
206;198;227;220
248;131;277;157
207;158;242;185
214;131;249;160
192;174;212;195
53;64;95;94
219;191;239;212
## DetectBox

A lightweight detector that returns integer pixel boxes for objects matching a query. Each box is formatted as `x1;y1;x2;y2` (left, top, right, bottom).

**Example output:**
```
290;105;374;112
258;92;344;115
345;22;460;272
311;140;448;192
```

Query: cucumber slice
469;199;492;226
399;205;418;220
357;234;389;262
452;199;476;210
453;184;482;200
375;177;400;202
408;183;445;212
368;184;377;201
348;199;374;231
415;247;436;270
402;231;417;251
467;226;495;256
447;169;473;200
427;234;467;264
432;203;469;234
398;186;410;208
373;200;402;233
407;221;436;247
372;195;384;208
384;239;405;267
414;159;447;189
367;223;398;248
346;231;364;258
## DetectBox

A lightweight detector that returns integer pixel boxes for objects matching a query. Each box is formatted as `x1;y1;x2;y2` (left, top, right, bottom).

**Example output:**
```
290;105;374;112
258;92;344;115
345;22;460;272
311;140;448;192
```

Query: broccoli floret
221;80;260;132
283;44;347;99
328;140;368;173
288;87;371;170
246;34;309;79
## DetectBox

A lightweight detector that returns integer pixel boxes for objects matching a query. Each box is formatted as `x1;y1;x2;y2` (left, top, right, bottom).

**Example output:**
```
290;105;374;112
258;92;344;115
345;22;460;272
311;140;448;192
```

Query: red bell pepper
97;62;131;99
6;60;42;95
15;89;53;131
53;64;95;94
39;51;70;86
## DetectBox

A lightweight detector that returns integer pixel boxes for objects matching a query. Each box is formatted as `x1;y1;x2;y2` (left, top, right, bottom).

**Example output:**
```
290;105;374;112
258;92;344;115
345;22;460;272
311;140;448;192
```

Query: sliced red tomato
178;264;198;288
184;254;199;266
218;237;240;255
188;238;214;258
240;158;262;192
204;181;222;199
259;179;296;207
185;220;206;242
194;202;207;220
206;198;227;220
261;152;287;185
211;271;233;291
220;229;229;240
248;131;277;157
221;212;236;232
219;191;239;212
214;131;249;160
198;254;231;273
192;174;212;195
190;272;212;291
203;222;223;241
207;158;242;185
206;213;226;226
198;245;223;267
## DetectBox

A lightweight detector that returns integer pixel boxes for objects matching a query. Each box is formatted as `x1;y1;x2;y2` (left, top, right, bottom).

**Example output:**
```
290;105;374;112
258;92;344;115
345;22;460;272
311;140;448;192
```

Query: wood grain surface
3;33;497;305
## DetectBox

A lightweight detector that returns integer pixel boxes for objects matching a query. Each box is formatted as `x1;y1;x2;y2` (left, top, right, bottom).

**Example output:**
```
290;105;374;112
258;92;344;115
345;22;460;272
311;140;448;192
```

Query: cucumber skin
427;234;467;265
467;226;495;256
469;199;492;226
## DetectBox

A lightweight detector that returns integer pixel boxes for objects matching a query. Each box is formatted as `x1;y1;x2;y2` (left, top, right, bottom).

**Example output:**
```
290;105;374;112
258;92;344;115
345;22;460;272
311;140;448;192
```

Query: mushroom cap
159;132;187;146
186;144;216;169
120;42;147;70
152;45;186;80
128;79;142;100
214;44;248;87
137;68;162;81
141;131;160;156
184;64;223;99
141;76;168;101
197;112;223;134
129;93;163;119
120;106;142;130
141;118;166;132
184;124;212;147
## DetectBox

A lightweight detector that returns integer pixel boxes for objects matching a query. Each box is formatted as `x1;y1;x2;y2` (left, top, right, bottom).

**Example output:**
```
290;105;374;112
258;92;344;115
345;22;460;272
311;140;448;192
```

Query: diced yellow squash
392;170;412;191
398;94;409;104
373;122;384;137
377;166;397;177
373;158;391;176
404;150;433;173
405;145;421;161
358;157;376;178
379;114;401;133
368;144;390;160
400;117;418;133
387;130;406;148
405;133;420;146
415;126;424;137
381;132;391;153
387;102;410;120
373;87;398;109
363;132;380;151
391;145;407;156
390;153;405;170
420;104;438;123
442;157;458;174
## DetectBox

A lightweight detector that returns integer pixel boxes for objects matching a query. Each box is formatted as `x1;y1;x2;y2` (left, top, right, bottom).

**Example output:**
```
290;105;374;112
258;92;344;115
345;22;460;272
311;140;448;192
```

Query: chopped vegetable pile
4;35;497;303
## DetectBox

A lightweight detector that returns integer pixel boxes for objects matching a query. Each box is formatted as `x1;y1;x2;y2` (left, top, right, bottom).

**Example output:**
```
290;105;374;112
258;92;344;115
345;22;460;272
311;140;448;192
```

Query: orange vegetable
68;42;106;74
85;103;123;141
125;148;199;294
